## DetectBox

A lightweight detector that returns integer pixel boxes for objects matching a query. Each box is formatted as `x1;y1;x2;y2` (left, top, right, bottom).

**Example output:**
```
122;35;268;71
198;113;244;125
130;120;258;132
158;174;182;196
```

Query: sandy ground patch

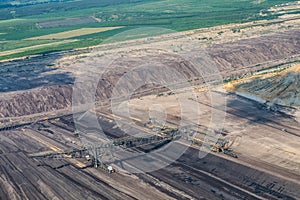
0;40;78;56
25;27;124;40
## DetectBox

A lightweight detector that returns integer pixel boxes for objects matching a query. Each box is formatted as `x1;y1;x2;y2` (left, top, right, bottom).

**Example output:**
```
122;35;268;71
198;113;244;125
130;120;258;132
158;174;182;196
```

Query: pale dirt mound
231;64;300;107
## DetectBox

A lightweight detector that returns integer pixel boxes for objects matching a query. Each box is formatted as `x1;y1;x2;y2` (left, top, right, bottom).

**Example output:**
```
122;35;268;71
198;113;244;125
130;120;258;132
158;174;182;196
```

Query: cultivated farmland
0;0;297;60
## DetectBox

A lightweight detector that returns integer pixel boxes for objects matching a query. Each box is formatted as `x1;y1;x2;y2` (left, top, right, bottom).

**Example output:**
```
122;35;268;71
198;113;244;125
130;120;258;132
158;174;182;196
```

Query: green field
0;0;296;60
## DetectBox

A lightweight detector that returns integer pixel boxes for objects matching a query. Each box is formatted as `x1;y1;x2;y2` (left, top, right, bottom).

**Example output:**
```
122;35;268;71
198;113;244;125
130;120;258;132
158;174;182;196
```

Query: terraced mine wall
0;30;299;119
209;30;300;74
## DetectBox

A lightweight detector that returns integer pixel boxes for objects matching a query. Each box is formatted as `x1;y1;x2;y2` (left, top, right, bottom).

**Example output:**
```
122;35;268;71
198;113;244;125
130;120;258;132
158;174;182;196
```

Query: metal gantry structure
28;121;237;172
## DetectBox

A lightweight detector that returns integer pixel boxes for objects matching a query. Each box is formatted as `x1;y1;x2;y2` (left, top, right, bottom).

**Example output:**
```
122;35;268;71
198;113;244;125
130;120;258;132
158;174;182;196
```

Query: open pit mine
0;14;300;200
